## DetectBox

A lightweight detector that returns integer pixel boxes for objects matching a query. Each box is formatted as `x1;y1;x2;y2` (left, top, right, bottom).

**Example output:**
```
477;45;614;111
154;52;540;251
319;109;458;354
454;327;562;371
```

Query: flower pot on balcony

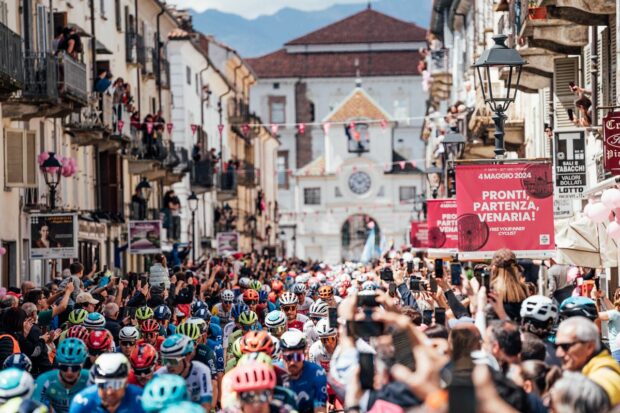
528;6;547;20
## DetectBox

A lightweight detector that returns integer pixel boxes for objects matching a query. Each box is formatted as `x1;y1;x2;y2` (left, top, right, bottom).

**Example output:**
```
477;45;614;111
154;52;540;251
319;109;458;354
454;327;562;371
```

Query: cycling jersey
207;337;225;373
297;297;314;315
156;360;213;405
33;369;90;413
136;336;164;351
303;320;319;347
275;360;327;413
212;303;233;325
309;340;332;372
209;323;224;345
223;322;236;348
69;384;145;413
195;343;217;378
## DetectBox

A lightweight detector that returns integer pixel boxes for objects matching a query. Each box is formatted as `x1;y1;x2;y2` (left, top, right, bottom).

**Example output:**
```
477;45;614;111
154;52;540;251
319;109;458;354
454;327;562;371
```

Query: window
195;73;199;95
98;152;123;214
0;1;8;24
115;0;121;30
277;151;289;189
399;186;416;203
273;82;280;89
347;122;370;153
100;0;106;18
186;66;191;85
4;129;37;187
269;96;285;124
303;187;321;205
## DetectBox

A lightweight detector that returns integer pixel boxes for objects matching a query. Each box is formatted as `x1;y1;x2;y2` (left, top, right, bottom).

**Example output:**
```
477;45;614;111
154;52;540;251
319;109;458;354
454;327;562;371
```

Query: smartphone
448;375;476;413
380;267;394;282
422;310;433;326
410;278;422;291
352;320;385;338
435;307;446;326
392;331;415;370
357;293;379;307
359;353;375;390
451;263;462;286
406;261;414;274
434;259;444;278
388;282;397;296
567;108;574;121
428;275;438;293
328;307;338;330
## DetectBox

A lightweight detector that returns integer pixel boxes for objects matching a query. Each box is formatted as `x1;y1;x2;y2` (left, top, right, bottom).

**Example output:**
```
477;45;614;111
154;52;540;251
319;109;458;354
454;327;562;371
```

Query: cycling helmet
193;308;212;322
86;330;113;352
230;362;276;392
142;374;189;413
292;283;307;295
271;280;284;293
0;397;48;413
141;319;160;334
177;321;202;341
130;343;158;370
187;317;208;334
259;290;269;303
317;274;327;283
239;277;251;289
191;300;207;315
265;310;287;328
243;289;259;303
161;401;203;413
559;296;598;321
232;303;249;321
318;285;333;299
249;280;262;291
119;326;140;341
160;334;194;358
221;289;235;302
521;295;558;323
92;353;130;382
315;318;337;338
0;368;35;402
238;310;258;327
56;338;88;365
231;337;243;359
280;330;306;351
309;300;329;318
362;281;377;291
154;305;172;321
279;291;298;306
240;331;274;355
238;352;273;366
66;325;89;342
68;308;88;325
83;312;106;330
3;354;32;372
136;306;155;321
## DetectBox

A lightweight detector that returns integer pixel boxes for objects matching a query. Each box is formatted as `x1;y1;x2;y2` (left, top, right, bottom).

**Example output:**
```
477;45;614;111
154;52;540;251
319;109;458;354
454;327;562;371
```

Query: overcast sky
168;0;368;19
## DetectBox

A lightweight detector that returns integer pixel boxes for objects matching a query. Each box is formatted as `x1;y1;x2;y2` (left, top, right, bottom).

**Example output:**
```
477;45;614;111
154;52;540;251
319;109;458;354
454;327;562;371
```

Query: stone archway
340;214;380;262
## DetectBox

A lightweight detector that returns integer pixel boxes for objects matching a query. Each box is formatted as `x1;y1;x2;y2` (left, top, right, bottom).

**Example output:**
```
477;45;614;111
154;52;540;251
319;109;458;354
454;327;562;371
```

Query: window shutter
36;5;49;52
5;129;37;188
598;27;610;106
610;18;618;105
24;131;36;186
553;57;579;129
583;44;592;91
542;87;551;157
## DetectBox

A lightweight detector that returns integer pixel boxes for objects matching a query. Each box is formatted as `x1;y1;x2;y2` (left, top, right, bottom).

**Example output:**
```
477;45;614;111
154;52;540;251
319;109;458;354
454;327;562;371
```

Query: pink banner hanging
218;124;225;134
166;123;173;134
322;122;330;134
399;161;406;170
117;120;124;133
190;124;197;135
410;160;417;169
146;122;154;134
271;124;279;135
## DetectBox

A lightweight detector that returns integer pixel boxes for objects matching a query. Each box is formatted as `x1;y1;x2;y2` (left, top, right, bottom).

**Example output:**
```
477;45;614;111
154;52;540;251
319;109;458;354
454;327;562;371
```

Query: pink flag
298;123;305;134
271;124;279;135
399;161;406;170
166;123;173;134
322;123;330;134
117;120;125;133
242;123;250;135
217;124;224;134
380;119;388;129
146;122;154;134
190;124;197;135
410;160;417;168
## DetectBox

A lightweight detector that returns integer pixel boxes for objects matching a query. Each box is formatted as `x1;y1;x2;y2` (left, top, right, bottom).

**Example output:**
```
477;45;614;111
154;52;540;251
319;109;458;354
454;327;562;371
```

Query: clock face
348;171;372;195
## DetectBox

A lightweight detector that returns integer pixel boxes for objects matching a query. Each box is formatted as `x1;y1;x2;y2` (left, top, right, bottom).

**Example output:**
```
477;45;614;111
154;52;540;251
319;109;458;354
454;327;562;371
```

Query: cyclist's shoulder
302;361;326;376
190;359;211;374
34;369;56;384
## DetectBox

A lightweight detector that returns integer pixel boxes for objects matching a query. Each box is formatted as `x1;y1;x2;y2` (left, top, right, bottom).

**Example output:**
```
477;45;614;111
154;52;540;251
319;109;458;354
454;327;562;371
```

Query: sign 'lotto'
603;111;620;175
455;163;555;259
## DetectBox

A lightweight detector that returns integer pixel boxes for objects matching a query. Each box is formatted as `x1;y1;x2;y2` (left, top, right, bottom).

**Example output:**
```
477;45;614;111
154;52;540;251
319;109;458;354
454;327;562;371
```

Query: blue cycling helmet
83;312;106;330
161;401;204;413
56;338;88;365
232;303;249;321
141;374;189;412
154;305;172;321
2;354;32;373
559;296;598;321
0;368;35;402
210;315;221;326
191;301;208;315
194;307;212;322
259;290;269;303
160;334;195;358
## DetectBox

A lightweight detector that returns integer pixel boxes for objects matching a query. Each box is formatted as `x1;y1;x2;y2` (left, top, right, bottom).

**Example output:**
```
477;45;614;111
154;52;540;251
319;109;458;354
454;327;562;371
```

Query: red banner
409;221;428;248
426;199;458;251
455;163;555;259
603;111;620;175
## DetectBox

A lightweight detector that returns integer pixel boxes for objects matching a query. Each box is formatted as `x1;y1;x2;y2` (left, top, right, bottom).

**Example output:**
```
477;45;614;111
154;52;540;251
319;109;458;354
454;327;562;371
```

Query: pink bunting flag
146;122;154;134
399;161;406;170
298;123;305;134
271;124;279;135
242;123;250;135
380;119;388;129
218;124;224;134
117;120;124;133
410;160;417;168
322;123;330;134
190;124;197;135
166;123;173;134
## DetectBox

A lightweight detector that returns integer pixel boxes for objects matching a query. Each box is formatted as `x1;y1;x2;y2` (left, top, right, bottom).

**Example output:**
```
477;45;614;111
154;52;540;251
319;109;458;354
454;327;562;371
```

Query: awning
554;215;618;267
95;39;113;55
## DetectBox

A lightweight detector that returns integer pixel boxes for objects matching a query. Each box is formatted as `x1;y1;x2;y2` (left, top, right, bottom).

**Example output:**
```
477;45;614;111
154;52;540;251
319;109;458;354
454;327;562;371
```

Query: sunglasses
58;364;81;373
320;336;338;344
143;332;156;338
162;357;184;366
241;324;255;331
555;341;584;352
222;300;233;304
281;305;296;312
120;341;135;347
240;390;272;404
245;300;258;305
282;352;304;362
134;367;154;376
96;379;127;390
89;349;104;356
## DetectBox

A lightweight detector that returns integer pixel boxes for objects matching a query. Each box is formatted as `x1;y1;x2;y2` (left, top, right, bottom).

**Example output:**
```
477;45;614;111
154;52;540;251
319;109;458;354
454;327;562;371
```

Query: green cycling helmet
231;337;243;359
56;338;88;365
141;374;189;413
136;306;154;321
238;310;258;326
161;401;204;413
249;280;262;291
177;322;201;341
68;309;88;325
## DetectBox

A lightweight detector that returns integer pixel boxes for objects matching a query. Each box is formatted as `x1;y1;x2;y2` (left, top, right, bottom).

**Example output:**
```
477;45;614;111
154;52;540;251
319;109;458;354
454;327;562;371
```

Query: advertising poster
455;163;555;259
553;130;586;199
426;199;458;255
409;221;428;249
128;220;162;254
217;231;240;255
603;111;620;175
30;213;78;259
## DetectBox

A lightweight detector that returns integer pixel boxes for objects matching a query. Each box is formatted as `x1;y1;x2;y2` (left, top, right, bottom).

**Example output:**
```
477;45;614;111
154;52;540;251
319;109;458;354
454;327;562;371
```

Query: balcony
427;49;452;102
3;52;88;119
126;129;168;175
162;145;190;185
216;170;237;202
0;22;24;98
64;93;114;146
110;104;134;143
191;159;215;193
228;99;251;124
237;165;257;187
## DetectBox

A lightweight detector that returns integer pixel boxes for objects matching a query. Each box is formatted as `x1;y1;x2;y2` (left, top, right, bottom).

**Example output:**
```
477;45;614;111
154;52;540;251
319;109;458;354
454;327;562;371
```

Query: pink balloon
588;202;611;223
608;221;620;240
38;152;50;166
602;188;620;209
0;247;6;256
583;202;592;217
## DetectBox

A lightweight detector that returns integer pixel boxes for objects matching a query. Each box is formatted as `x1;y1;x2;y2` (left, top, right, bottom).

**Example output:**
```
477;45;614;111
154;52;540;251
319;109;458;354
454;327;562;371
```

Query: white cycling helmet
309;300;329;318
520;295;558;323
239;277;251;289
279;291;299;306
292;283;307;295
221;289;235;302
362;281;377;291
92;354;130;382
119;326;140;341
0;368;35;402
265;310;287;328
357;273;368;283
280;330;307;351
315;318;337;338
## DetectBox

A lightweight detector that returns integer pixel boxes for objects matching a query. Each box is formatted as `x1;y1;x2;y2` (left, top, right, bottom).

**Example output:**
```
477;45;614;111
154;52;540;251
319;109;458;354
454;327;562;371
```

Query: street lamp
442;126;466;160
473;34;526;158
188;192;198;263
425;162;443;199
41;152;63;210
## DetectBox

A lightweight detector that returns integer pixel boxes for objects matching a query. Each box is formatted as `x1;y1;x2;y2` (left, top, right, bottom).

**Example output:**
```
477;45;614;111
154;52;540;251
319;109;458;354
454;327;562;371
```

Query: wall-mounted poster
216;232;240;255
30;213;78;259
128;221;162;254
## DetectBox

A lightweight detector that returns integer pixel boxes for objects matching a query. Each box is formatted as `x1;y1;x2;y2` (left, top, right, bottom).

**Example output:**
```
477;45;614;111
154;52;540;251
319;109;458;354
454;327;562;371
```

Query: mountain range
190;0;431;58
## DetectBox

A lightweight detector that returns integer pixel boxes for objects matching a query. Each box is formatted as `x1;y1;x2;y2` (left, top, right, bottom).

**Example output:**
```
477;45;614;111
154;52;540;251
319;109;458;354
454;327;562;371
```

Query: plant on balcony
528;0;547;20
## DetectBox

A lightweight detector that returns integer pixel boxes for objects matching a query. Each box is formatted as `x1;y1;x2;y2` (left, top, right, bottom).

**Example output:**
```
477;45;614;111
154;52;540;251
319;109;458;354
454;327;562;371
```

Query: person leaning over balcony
149;253;170;290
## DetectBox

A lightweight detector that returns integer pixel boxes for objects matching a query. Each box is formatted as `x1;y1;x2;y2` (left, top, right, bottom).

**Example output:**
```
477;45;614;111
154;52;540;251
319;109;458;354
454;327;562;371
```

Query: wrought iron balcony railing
0;21;23;96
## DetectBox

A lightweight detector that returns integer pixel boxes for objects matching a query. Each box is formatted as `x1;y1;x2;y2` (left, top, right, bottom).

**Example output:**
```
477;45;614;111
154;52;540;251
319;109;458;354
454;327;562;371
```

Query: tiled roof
285;8;426;45
324;88;391;122
296;156;328;177
246;49;422;79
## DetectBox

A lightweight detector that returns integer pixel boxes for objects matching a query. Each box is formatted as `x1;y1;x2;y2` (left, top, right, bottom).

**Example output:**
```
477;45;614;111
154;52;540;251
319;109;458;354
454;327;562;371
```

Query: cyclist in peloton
127;343;159;388
279;292;308;331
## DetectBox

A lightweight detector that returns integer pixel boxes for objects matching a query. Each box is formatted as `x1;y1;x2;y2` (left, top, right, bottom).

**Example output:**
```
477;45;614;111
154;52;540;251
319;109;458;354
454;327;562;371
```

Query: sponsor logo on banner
553;130;586;199
455;163;555;259
603;111;620;175
30;213;79;260
426;199;458;253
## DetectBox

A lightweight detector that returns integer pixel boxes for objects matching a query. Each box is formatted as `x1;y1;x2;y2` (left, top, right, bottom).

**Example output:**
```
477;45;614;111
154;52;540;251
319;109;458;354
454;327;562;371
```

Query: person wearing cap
75;292;99;313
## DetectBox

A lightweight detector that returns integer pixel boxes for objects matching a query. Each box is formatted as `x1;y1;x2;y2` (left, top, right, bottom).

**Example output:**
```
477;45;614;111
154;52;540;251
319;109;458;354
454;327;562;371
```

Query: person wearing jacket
149;253;170;289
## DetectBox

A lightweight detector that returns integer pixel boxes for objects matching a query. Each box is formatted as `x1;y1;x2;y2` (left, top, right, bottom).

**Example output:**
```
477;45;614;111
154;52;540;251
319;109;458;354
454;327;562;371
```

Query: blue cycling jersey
69;384;145;413
33;369;90;413
209;323;223;344
207;338;225;373
275;361;327;413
